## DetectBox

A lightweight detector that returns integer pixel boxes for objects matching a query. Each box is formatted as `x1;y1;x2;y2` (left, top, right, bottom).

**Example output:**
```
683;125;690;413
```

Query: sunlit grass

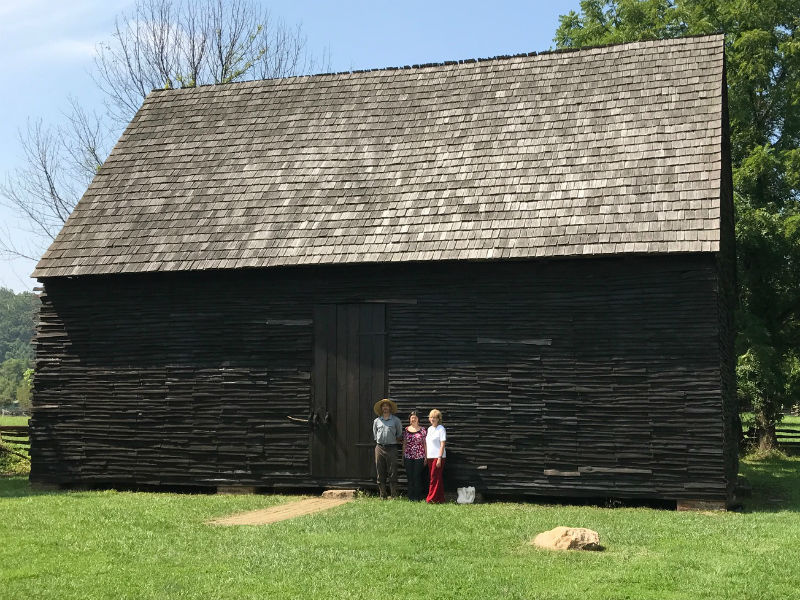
2;455;800;600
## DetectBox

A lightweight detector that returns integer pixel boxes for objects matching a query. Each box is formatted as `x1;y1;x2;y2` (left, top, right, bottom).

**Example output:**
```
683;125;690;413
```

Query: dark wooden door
311;304;386;479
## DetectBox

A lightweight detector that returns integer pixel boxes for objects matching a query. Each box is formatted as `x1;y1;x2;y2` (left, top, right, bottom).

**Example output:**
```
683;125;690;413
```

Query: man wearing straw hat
372;398;403;499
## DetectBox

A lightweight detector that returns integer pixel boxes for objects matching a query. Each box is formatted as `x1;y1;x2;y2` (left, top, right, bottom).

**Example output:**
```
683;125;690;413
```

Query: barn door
311;304;386;479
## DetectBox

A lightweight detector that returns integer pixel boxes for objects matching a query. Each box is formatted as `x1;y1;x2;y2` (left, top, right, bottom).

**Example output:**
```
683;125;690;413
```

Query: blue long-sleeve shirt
373;415;403;445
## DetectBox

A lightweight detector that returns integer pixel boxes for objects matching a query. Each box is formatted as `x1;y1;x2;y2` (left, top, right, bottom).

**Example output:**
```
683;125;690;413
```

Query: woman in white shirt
425;409;446;503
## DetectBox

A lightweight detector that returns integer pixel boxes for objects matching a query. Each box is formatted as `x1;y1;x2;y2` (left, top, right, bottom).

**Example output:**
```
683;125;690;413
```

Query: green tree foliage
0;288;37;412
0;359;28;404
16;369;34;411
0;288;37;360
555;0;800;450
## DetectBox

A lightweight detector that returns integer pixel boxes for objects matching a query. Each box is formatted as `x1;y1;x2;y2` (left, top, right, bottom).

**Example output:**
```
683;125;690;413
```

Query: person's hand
435;457;441;469
423;458;428;465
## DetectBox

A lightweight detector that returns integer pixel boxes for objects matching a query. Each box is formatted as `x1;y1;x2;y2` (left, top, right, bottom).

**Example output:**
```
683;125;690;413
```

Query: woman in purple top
402;411;427;501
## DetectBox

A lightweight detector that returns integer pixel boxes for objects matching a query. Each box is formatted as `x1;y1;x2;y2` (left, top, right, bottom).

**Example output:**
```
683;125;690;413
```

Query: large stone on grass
532;527;603;551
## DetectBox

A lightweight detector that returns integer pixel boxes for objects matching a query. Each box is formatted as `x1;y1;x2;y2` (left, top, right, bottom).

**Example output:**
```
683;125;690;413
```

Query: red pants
426;457;445;503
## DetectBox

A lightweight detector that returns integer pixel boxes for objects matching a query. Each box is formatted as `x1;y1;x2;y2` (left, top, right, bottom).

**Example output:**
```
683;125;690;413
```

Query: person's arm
394;417;403;443
373;418;378;443
436;427;446;468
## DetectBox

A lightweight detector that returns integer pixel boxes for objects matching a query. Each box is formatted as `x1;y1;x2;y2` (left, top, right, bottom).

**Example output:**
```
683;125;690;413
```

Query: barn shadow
738;453;800;514
0;476;47;498
0;477;225;498
4;455;799;514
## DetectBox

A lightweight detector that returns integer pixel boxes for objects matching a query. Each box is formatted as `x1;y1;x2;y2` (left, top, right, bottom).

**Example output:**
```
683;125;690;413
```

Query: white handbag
456;486;476;504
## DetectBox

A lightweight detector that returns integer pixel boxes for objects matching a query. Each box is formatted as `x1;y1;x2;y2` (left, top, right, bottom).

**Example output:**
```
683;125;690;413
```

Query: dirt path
208;496;353;526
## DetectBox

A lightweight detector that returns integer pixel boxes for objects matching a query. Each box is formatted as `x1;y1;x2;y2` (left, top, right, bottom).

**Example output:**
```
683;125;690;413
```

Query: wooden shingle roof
34;35;726;278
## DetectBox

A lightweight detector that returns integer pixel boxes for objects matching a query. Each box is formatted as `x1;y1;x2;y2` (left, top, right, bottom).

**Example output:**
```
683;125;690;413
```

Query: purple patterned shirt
403;426;427;459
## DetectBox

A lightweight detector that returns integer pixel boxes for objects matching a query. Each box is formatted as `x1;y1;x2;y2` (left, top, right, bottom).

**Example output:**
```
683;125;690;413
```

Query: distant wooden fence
0;425;30;460
742;423;800;453
777;424;800;452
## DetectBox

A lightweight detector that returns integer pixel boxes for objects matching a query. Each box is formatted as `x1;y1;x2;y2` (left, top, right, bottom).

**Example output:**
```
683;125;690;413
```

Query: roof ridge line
149;32;724;95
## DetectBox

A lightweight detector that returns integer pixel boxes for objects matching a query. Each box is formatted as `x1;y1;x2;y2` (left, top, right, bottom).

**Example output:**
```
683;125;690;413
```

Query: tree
555;0;800;451
0;288;37;361
16;368;34;412
0;358;28;408
94;0;320;125
0;102;109;257
1;0;327;259
0;288;37;412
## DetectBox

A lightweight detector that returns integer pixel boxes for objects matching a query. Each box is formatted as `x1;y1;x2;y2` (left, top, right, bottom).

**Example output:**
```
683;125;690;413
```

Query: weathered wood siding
31;254;735;501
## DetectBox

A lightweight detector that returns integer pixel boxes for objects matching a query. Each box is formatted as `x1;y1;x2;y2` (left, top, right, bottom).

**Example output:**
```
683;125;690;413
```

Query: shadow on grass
740;453;800;513
5;456;800;513
0;476;228;499
0;476;54;498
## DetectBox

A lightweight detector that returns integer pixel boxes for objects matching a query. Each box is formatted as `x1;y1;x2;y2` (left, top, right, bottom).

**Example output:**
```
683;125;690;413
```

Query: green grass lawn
0;415;29;426
2;455;799;600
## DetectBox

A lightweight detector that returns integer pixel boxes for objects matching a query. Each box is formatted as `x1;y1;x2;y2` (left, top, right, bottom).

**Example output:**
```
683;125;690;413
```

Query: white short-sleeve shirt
425;424;447;459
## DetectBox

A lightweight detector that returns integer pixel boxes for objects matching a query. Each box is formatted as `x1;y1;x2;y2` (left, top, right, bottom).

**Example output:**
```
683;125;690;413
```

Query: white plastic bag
456;486;476;504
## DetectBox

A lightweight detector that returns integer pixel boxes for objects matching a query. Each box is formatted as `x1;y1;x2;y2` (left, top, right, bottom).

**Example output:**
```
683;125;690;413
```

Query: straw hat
373;398;398;416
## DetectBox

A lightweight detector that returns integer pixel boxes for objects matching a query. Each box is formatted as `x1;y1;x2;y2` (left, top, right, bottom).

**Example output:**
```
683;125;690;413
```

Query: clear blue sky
0;0;581;292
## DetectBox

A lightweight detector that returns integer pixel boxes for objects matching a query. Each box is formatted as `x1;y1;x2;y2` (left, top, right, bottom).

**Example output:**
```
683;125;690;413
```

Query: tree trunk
755;412;778;452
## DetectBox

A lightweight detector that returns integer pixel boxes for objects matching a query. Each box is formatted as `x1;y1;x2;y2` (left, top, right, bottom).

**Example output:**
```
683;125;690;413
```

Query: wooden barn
30;35;737;505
